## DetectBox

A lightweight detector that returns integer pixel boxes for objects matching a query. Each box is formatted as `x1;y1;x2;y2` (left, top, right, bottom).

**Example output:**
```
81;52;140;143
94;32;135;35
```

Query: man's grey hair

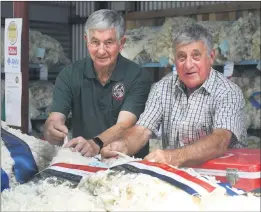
173;24;213;56
85;9;125;41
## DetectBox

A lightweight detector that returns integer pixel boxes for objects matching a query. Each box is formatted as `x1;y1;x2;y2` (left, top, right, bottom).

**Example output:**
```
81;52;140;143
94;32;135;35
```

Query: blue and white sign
4;18;22;73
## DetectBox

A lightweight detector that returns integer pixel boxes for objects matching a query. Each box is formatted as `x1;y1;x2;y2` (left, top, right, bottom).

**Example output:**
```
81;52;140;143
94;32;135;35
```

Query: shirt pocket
178;121;213;147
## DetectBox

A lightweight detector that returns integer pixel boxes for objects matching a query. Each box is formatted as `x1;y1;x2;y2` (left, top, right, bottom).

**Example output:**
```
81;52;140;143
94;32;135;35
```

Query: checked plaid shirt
137;68;247;149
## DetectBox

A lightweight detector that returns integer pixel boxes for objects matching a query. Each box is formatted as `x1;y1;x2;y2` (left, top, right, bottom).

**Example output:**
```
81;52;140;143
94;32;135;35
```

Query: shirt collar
174;68;216;94
200;68;216;94
84;54;125;82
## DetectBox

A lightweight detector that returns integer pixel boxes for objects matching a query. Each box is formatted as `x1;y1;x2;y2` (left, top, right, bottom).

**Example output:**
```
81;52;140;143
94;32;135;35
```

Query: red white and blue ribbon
111;160;246;196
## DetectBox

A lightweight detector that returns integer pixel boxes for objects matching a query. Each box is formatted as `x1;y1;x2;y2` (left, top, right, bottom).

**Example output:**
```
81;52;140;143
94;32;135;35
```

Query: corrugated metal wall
138;1;227;11
72;1;97;62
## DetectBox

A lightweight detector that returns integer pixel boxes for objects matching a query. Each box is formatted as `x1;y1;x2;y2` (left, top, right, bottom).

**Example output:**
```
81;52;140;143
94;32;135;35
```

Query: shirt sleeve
136;81;163;136
121;68;153;119
213;88;247;148
51;66;73;117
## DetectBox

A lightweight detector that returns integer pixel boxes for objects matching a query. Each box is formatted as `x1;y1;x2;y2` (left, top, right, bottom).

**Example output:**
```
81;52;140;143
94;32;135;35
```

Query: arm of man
44;66;72;145
145;88;247;166
101;80;164;158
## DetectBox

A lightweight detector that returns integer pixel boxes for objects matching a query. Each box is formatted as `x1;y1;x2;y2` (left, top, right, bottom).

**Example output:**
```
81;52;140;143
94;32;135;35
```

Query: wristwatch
92;137;104;153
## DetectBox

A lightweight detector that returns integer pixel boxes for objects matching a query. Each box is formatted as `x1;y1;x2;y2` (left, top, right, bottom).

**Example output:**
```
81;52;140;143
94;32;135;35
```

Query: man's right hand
100;140;128;159
44;121;68;145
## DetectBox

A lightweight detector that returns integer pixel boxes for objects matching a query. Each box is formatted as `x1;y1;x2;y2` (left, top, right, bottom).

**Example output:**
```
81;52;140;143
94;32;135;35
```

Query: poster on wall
4;18;23;127
5;72;22;127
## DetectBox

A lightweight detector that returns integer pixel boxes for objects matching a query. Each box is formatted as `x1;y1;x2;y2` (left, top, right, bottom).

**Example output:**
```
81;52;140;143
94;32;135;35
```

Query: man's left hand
64;136;100;157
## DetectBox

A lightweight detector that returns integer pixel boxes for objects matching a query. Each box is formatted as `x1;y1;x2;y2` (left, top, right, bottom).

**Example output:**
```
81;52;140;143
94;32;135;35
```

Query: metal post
13;1;29;134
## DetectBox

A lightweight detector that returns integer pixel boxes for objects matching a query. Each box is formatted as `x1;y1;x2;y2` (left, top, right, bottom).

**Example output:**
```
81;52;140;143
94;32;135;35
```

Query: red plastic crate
190;148;261;192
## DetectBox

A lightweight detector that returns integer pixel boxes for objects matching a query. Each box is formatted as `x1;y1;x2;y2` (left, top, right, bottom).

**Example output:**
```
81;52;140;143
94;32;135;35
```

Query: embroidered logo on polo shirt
112;82;125;100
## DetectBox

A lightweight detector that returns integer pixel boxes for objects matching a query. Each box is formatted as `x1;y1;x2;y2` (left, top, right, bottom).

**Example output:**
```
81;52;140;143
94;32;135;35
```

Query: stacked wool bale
29;30;71;65
219;13;260;62
1;124;260;211
230;74;261;130
121;26;157;64
150;17;196;65
251;26;261;60
29;80;54;119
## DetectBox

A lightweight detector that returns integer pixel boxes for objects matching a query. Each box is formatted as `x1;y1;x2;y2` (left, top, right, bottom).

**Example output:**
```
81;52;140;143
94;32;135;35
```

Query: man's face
174;41;215;89
85;28;126;69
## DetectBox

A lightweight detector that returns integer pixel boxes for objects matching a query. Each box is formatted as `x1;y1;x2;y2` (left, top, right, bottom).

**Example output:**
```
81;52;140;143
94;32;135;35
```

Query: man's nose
184;57;194;69
97;43;106;53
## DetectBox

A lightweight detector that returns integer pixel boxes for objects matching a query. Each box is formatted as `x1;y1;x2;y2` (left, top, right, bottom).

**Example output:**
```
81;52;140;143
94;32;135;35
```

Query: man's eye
105;41;114;47
177;55;186;61
91;40;99;45
193;54;201;60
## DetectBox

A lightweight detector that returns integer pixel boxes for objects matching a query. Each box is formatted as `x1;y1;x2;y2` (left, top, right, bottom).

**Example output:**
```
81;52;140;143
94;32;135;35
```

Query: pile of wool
252;26;261;60
29;80;54;118
230;75;261;129
223;13;260;62
29;29;71;65
1;121;57;187
150;17;196;65
121;26;157;64
80;169;200;211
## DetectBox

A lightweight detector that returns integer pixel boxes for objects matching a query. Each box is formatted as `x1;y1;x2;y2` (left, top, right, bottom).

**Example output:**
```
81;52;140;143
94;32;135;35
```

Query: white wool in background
229;76;261;129
226;13;260;62
121;26;157;64
150;17;196;64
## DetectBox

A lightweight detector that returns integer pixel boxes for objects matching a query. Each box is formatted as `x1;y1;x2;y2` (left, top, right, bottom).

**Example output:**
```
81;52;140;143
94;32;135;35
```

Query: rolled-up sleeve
136;82;163;135
214;88;247;148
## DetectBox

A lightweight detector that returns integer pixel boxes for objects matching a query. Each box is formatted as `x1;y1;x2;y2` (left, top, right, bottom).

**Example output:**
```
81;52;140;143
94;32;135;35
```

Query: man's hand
64;136;100;157
101;141;128;158
45;121;68;145
144;149;182;166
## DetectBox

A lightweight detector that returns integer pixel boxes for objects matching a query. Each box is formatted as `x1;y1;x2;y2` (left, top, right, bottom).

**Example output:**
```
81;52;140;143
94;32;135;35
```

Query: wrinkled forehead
88;28;117;40
175;40;207;54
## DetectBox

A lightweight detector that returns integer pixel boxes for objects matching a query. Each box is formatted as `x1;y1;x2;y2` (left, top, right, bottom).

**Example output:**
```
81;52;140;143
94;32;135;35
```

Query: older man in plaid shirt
101;24;247;167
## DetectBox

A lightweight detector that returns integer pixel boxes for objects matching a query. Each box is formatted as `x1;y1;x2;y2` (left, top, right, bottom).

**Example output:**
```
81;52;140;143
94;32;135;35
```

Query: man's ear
84;34;88;43
119;36;126;51
210;49;216;65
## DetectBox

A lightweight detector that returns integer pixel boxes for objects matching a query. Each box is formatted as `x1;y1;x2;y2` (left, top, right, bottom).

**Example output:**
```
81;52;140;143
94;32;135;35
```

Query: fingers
48;123;68;143
53;123;68;135
64;137;82;148
101;145;119;158
64;137;99;157
144;152;155;162
101;141;127;159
